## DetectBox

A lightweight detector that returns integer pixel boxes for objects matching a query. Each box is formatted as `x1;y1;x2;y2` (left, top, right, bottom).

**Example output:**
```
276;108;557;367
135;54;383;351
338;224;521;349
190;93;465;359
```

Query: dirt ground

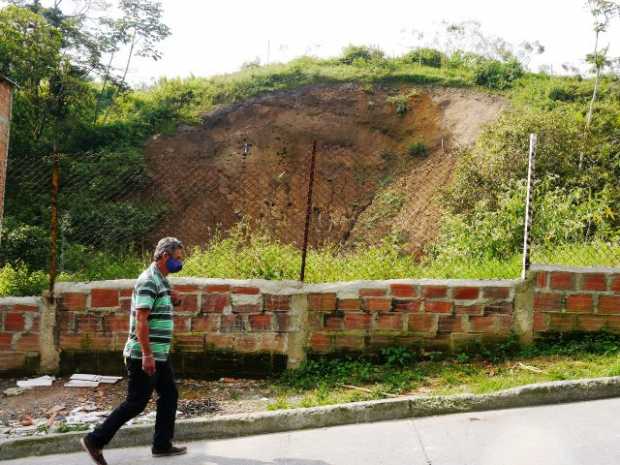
0;375;277;441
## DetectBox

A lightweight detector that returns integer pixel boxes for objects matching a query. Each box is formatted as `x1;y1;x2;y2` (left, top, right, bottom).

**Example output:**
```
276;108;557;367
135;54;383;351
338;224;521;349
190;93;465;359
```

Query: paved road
5;398;620;465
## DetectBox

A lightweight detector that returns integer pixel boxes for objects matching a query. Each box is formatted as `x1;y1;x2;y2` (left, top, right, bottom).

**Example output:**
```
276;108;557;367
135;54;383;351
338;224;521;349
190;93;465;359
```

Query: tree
584;0;620;132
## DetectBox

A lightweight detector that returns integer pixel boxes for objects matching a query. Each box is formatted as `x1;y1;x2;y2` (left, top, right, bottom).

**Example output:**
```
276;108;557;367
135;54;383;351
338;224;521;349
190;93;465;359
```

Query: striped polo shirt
123;263;174;362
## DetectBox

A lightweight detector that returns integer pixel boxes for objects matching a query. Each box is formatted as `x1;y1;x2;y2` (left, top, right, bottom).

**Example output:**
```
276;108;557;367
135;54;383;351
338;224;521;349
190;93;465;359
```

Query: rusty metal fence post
49;151;60;301
300;141;317;282
521;133;537;280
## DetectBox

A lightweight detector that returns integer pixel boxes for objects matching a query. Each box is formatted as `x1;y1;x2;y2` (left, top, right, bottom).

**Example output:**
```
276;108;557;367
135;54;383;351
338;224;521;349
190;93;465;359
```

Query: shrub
0;263;48;297
407;142;428;157
402;48;445;68
473;58;524;90
339;45;386;65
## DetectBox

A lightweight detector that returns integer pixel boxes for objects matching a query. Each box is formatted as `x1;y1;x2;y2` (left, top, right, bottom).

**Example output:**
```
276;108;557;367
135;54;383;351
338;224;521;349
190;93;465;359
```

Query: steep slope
145;83;505;252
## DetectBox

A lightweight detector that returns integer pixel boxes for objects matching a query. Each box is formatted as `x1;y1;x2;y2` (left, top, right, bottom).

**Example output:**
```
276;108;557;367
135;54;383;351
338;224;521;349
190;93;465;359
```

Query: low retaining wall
0;265;618;377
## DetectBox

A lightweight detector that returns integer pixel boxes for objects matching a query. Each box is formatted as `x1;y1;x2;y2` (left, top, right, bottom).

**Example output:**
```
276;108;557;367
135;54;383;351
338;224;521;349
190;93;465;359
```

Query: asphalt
4;397;620;465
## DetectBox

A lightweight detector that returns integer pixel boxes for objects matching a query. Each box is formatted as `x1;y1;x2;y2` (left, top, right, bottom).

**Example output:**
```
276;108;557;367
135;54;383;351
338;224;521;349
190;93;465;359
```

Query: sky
3;0;619;84
124;0;619;85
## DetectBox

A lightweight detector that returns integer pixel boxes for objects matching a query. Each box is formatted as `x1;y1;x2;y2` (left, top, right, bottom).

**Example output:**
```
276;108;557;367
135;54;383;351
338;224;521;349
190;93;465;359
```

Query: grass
266;333;620;410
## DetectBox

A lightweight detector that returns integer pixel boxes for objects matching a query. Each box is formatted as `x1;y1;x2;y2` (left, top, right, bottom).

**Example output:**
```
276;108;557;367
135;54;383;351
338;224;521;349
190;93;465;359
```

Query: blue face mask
166;257;183;273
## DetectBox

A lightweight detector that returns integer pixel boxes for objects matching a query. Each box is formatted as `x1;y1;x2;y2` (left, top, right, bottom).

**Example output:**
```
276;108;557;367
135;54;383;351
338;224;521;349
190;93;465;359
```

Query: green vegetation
1;2;619;296
267;333;620;409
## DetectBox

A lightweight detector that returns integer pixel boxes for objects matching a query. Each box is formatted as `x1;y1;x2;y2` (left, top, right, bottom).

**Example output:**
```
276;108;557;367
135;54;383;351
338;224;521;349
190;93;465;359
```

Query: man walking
81;237;188;465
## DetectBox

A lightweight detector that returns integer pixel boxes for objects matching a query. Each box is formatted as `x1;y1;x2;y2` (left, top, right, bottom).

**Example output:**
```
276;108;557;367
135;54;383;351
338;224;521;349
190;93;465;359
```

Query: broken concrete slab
16;376;55;389
69;374;122;384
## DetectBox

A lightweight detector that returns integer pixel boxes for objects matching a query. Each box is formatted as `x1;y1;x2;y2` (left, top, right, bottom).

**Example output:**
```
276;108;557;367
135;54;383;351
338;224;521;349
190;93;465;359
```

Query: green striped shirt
123;263;174;362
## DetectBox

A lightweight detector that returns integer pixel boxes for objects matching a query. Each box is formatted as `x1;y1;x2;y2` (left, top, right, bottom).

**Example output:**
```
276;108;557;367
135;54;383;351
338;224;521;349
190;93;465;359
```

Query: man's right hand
142;354;156;375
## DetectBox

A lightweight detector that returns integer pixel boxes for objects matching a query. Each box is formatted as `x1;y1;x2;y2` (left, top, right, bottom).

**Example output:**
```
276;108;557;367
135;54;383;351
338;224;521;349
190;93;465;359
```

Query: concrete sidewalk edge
2;375;620;460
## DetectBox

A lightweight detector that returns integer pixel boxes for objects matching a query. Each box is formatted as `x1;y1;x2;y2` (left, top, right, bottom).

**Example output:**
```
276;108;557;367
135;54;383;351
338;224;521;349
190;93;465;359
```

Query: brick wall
2;266;620;377
306;280;516;354
0;78;13;235
0;298;42;374
533;266;620;334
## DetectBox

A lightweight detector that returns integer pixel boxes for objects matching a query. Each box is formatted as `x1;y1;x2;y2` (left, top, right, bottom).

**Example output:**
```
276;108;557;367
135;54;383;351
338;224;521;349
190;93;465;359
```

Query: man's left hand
171;290;183;307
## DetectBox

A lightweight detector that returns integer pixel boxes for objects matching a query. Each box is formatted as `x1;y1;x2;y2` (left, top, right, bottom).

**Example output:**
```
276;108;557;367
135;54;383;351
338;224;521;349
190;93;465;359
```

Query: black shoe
152;445;188;457
81;436;108;465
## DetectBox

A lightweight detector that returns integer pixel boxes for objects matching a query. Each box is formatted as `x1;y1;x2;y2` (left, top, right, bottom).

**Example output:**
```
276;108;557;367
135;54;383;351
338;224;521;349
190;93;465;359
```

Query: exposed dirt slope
145;84;505;252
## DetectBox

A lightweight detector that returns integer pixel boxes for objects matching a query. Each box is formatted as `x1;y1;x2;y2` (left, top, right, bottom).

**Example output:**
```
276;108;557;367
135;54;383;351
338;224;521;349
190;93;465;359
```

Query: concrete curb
2;376;620;460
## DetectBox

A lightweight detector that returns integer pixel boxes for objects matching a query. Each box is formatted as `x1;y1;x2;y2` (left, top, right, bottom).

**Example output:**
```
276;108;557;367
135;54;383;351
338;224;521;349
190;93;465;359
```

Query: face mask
166;257;183;273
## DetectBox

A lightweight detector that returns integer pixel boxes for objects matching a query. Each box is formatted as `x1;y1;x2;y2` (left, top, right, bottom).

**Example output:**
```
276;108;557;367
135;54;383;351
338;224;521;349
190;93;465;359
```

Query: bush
339;45;386;65
402;48;445;68
473;58;523;90
0;263;48;297
407;142;428;157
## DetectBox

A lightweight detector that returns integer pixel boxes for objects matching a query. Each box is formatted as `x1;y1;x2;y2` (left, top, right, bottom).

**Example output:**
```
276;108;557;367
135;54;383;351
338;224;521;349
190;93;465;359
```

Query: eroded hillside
146;83;505;252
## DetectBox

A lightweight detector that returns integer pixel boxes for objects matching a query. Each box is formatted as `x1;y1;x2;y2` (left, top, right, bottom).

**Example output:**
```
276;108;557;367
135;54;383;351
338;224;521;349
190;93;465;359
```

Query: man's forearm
136;320;152;356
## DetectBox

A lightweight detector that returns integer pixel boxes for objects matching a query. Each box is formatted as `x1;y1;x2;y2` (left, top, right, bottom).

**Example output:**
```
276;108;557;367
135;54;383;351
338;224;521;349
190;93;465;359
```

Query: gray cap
153;237;184;260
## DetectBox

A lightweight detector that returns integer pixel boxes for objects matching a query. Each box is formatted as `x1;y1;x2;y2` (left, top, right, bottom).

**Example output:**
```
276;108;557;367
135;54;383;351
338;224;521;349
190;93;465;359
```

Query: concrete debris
3;388;25;397
70;374;122;384
16;376;55;389
64;380;99;388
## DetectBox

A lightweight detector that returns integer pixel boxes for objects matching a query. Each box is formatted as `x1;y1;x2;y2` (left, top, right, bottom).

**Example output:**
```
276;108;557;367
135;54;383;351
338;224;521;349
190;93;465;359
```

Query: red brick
408;314;437;333
363;298;392;312
191;315;220;332
233;304;262;314
206;285;231;293
390;284;417;298
324;315;344;331
456;305;484;316
276;313;291;332
376;314;402;331
59;293;87;311
309;333;331;352
548;314;576;332
221;315;244;332
577;315;607;332
174;316;191;332
484;302;514;315
581;274;607;291
550;272;575;290
469;316;497;333
308;313;323;330
438;316;463;333
344;313;372;330
535;272;548;289
359;288;387;297
308;293;337;311
236;335;258;352
4;313;24;332
338;299;361;312
202;294;230;313
174;284;200;293
264;295;291;311
120;299;131;312
498;315;513;333
393;300;422;313
424;301;453;314
0;333;12;350
15;334;39;352
13;304;39;312
104;315;129;333
173;334;204;351
599;296;620;315
334;335;365;351
177;294;198;312
611;276;620;293
533;292;562;312
249;314;273;331
120;289;133;298
232;286;260;295
453;287;480;300
482;287;511;299
91;289;119;308
566;294;594;313
257;334;287;353
605;316;620;332
533;312;548;332
422;286;448;298
76;314;99;333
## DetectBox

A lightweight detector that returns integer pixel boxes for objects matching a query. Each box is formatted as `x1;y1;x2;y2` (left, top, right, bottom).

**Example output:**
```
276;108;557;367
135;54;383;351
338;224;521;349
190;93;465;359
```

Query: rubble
16;376;55;389
3;388;24;397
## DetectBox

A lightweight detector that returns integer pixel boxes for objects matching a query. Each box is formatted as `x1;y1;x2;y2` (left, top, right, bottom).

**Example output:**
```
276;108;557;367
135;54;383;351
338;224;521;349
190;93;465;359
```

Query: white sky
3;0;619;84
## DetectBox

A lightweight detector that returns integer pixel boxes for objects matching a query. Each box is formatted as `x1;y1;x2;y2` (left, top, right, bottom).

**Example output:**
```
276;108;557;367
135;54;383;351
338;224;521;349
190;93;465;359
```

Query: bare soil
145;84;505;253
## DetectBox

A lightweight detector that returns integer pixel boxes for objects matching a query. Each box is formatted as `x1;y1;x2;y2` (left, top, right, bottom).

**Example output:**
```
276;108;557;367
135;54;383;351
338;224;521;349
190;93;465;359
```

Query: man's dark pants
87;357;178;450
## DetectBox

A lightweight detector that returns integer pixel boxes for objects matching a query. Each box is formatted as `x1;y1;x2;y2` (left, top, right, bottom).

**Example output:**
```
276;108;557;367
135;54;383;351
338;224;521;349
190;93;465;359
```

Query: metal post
49;151;60;302
300;141;317;282
522;134;537;280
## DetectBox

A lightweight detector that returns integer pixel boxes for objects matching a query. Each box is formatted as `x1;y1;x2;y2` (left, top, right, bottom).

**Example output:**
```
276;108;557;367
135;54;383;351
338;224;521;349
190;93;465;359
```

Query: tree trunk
102;32;136;124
